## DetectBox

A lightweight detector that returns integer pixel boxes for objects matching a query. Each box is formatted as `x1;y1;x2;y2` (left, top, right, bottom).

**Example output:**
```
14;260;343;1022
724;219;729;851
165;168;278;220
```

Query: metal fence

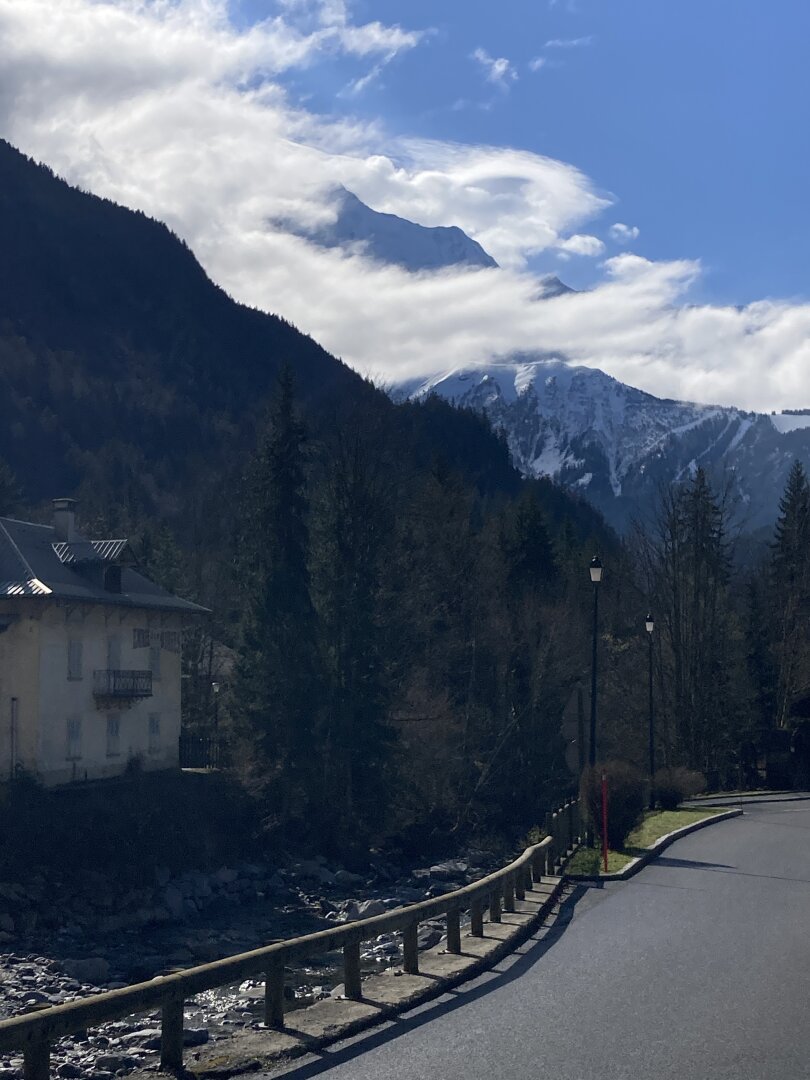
178;732;227;770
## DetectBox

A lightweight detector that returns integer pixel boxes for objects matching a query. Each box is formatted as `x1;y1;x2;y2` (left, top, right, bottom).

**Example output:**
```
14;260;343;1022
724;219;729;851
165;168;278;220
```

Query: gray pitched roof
0;518;208;614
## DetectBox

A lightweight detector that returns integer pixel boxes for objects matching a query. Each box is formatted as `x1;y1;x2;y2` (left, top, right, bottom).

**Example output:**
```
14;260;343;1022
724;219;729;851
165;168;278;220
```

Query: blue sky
3;0;809;408
238;0;810;303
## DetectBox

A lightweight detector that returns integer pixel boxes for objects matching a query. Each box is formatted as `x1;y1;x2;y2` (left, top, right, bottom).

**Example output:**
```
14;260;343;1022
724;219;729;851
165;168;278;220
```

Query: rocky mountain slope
407;358;810;531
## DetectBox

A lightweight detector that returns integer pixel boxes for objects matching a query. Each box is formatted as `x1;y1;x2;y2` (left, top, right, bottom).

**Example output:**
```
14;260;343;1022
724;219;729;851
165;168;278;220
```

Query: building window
161;630;181;653
66;717;82;760
133;628;150;649
67;639;83;681
106;715;120;758
104;565;122;594
107;634;121;671
150;644;161;681
148;714;160;754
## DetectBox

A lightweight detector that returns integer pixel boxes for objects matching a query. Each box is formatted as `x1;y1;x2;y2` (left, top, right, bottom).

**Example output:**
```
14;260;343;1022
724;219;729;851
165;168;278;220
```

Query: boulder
162;885;184;919
57;1065;84;1078
334;869;364;886
417;927;444;950
343;898;386;922
95;1055;140;1073
428;860;468;881
183;1028;209;1047
63;957;110;985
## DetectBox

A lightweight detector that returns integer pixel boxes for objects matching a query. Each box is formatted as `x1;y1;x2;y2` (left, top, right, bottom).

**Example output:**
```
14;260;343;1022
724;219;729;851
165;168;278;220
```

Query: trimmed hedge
653;767;706;810
580;760;644;849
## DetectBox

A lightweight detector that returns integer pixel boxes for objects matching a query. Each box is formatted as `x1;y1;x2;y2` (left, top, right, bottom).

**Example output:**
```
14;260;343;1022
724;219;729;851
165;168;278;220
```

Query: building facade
0;499;206;785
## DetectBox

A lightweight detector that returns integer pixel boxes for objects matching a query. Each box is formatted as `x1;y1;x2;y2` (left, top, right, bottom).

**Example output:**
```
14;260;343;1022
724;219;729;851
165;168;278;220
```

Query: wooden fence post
524;864;534;892
160;996;184;1071
532;850;545;882
503;873;515;913
403;922;419;974
446;908;461;954
489;886;502;923
343;938;362;1001
23;1038;49;1080
265;957;285;1030
470;899;484;936
514;868;525;901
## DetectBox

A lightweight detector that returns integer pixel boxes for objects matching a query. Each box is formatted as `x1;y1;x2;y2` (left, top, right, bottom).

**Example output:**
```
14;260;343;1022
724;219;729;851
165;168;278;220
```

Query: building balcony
93;670;153;699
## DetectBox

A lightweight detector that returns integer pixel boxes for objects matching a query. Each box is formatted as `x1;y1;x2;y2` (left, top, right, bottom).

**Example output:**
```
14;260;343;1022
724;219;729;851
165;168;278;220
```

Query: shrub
654;767;706;810
580;761;644;849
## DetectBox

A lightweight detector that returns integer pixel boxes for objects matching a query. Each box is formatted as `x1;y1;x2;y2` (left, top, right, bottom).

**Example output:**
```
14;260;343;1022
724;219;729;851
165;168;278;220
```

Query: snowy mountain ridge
405;358;810;531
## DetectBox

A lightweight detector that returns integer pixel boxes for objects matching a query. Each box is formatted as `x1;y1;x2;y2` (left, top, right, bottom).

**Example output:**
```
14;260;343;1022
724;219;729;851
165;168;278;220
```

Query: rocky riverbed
0;852;498;1079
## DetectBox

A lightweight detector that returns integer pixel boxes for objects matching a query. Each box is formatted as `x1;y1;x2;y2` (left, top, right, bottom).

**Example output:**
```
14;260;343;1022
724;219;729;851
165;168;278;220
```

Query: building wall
0;603;42;780
1;601;183;786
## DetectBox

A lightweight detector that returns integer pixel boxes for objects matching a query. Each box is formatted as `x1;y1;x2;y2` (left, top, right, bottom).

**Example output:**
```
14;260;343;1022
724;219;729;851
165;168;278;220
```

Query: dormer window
104;564;122;593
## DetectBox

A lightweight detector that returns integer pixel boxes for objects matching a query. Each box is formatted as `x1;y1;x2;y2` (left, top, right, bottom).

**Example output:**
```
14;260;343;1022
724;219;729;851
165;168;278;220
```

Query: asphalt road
265;794;810;1080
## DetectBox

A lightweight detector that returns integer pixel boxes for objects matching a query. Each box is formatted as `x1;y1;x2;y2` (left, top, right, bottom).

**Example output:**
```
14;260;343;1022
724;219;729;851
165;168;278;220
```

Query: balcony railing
93;670;153;698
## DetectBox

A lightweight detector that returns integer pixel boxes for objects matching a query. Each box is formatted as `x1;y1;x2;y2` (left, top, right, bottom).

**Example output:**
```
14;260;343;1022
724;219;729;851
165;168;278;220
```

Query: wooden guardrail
2;800;581;1080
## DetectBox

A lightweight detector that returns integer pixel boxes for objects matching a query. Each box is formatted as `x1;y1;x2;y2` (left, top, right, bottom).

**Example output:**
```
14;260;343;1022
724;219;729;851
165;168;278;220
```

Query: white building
0;499;207;785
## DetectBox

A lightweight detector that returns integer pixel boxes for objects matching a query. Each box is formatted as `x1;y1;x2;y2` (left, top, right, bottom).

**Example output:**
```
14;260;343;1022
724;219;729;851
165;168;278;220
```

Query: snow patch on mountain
770;413;810;433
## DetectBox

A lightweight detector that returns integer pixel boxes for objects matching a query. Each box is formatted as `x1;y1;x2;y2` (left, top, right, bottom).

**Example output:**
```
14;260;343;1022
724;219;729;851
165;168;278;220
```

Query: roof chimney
52;498;78;542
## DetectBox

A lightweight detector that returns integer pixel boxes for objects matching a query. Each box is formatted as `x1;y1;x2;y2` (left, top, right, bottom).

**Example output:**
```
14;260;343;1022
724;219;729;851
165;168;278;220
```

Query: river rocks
63;958;110;985
95;1054;141;1072
428;860;468;881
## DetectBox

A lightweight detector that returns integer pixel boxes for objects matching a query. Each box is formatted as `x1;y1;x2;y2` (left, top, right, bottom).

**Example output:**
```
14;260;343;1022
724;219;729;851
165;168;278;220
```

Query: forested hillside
0;141;622;852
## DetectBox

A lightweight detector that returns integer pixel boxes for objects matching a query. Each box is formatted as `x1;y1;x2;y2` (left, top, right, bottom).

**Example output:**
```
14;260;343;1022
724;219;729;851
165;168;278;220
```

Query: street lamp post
645;615;655;809
211;681;221;769
588;556;603;769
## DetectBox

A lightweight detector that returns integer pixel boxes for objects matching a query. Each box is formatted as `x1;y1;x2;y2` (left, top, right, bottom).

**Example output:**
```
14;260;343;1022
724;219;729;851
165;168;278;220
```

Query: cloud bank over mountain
1;0;809;411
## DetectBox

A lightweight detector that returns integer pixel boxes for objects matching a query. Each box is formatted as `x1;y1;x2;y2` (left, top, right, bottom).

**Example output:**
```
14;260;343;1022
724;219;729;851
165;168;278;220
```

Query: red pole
601;770;609;873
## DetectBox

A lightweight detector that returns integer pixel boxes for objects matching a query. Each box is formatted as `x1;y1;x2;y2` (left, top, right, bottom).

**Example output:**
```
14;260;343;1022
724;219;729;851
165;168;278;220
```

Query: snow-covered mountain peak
292;187;498;273
403;357;810;528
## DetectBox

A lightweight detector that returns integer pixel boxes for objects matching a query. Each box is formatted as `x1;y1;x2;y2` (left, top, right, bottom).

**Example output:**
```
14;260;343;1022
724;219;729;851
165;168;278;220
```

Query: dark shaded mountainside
0;139;521;511
0;138;611;543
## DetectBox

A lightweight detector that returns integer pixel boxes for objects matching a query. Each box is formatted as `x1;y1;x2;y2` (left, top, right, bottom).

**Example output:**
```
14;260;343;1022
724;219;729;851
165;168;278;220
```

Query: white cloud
610;222;640;243
470;47;518;90
544;35;593;48
528;56;546;72
0;0;808;413
556;233;605;257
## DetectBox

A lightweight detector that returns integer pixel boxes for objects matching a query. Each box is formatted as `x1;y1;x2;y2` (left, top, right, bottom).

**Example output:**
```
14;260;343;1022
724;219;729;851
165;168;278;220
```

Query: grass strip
566;807;730;876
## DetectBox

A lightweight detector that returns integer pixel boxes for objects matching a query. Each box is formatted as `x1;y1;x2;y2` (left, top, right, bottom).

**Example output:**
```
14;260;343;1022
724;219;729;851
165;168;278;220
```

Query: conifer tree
771;460;810;728
231;367;321;830
311;419;392;839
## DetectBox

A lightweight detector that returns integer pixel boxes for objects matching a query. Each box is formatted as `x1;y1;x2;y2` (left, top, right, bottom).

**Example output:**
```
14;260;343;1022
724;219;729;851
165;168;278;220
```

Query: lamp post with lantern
645;614;655;808
588;556;603;769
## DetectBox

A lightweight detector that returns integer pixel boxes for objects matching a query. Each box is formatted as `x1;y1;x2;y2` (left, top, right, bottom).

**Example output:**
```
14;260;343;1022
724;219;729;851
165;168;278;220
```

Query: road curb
565;808;743;883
